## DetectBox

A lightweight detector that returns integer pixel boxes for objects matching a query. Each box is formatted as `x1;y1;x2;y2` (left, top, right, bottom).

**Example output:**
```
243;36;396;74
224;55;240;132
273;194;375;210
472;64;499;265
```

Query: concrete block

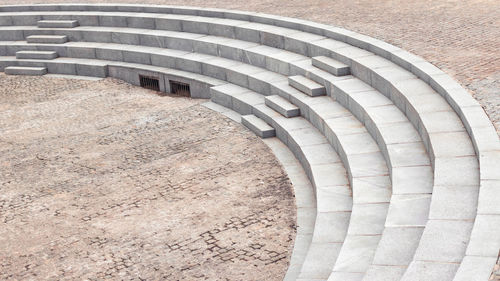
312;56;350;76
385;194;431;227
332;235;380;273
37;20;79;28
234;23;261;44
12;15;42;26
391;165;433;194
5;66;47;76
76;63;107;78
154;17;183;32
126;16;155;29
72;15;99;26
181;17;209;34
433;156;479;186
122;50;151;65
315;184;352;212
348;203;388;235
99;15;127;27
96;48;123;61
284;31;325;56
351;175;391;205
312;212;350;243
414;220;472;262
241;114;275;138
289;75;326;96
82;30;112;43
429;184;479;220
265;95;300;118
401;261;459;281
466;214;500;257
453;256;497;281
348;152;388;179
298;242;342;279
111;32;140;45
45;61;76;75
67;46;96;59
16;50;58;60
27;35;68;44
372;227;424;266
386;142;430;168
363;265;407;281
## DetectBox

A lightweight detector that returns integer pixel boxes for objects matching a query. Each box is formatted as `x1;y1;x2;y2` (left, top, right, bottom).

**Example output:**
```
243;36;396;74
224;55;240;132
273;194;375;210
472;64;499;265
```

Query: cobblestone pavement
3;0;498;133
0;74;296;280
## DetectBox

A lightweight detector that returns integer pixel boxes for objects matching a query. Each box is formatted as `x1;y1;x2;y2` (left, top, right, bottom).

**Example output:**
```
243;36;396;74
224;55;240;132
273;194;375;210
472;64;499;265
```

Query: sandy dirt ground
0;74;296;280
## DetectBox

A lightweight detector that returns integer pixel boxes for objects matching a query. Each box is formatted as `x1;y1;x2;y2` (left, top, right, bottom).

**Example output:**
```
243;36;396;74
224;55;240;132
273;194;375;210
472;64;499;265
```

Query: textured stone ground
0;74;296;280
2;0;498;133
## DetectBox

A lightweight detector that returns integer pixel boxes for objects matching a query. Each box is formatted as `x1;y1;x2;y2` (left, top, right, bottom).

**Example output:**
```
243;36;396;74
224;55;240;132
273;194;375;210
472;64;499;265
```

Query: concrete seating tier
210;83;390;280
0;5;498;281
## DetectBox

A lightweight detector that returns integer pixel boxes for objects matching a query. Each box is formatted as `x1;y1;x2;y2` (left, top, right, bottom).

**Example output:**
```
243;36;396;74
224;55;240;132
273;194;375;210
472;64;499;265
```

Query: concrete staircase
0;5;498;281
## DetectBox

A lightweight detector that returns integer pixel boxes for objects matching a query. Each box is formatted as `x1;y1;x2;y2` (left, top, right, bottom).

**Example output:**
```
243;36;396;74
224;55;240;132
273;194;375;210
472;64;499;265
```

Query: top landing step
37;20;79;28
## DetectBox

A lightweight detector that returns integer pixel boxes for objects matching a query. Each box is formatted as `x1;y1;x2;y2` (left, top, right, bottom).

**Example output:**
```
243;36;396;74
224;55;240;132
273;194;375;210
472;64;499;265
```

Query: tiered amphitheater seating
0;4;498;281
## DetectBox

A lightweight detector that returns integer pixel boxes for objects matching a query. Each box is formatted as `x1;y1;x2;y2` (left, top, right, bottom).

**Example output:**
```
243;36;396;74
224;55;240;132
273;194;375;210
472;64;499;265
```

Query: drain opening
139;75;160;91
170;80;191;97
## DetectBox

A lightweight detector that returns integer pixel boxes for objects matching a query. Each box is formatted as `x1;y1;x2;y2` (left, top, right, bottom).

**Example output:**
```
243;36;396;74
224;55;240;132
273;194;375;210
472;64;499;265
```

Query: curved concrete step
329;77;433;281
270;81;391;281
260;137;317;281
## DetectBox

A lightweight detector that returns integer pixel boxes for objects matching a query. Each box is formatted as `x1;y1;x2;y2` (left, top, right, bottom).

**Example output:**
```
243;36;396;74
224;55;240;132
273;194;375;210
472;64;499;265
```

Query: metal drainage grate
139;75;160;91
170;80;191;97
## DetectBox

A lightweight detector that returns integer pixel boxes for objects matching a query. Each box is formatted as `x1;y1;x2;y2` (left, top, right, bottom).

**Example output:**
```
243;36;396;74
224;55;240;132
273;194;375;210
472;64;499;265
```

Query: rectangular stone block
288;75;326;97
241;114;275;138
5;66;47;76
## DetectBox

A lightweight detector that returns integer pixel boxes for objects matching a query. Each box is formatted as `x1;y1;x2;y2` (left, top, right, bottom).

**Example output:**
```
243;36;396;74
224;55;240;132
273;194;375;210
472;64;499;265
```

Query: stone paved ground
2;0;498;133
0;74;296;280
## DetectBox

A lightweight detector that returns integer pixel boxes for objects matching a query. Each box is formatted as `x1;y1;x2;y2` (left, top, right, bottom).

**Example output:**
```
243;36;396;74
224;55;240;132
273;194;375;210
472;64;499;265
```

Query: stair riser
5;66;47;76
27;36;68;44
37;20;79;28
16;52;58;60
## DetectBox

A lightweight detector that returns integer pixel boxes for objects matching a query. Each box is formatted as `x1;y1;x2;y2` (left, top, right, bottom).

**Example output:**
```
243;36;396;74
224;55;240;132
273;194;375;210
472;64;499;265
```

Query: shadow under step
265;95;300;118
241;114;276;138
26;35;68;44
5;66;47;76
37;20;79;28
288;75;326;97
312;56;350;76
16;50;58;60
